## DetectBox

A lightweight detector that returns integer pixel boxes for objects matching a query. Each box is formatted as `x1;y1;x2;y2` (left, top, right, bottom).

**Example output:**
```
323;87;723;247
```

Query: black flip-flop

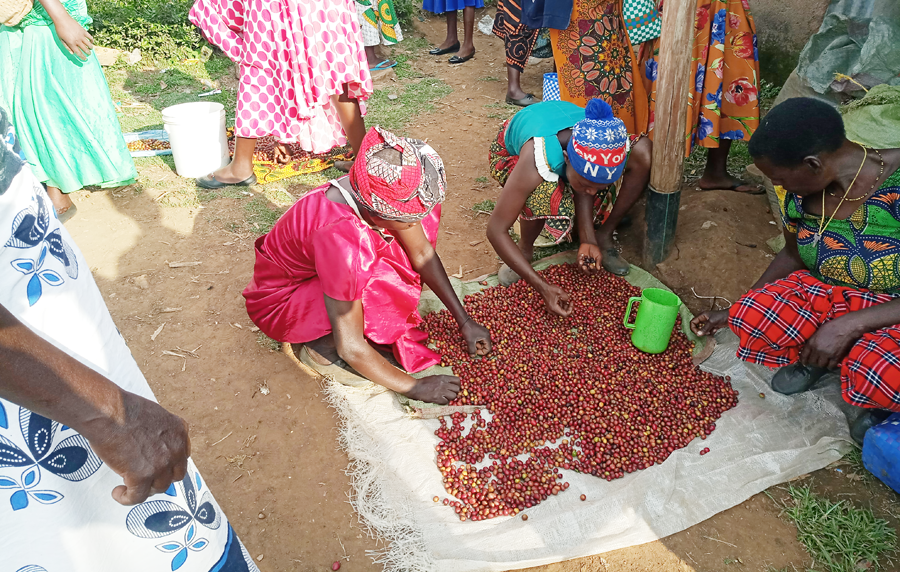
429;42;460;55
196;172;257;189
448;51;475;65
505;94;540;107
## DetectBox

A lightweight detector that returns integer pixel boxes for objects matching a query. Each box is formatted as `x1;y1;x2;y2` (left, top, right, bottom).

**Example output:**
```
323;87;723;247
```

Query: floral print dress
550;0;650;136
641;0;760;156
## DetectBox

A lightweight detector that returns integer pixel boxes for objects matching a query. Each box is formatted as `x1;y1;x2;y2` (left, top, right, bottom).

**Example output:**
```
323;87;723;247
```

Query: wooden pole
643;0;697;268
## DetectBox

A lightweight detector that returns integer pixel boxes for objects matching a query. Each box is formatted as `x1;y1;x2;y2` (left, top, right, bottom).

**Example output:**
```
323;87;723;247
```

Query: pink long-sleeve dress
189;0;372;152
243;185;442;373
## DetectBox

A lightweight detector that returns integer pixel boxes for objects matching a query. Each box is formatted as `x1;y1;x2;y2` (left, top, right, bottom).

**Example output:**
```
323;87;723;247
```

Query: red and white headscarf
348;126;446;222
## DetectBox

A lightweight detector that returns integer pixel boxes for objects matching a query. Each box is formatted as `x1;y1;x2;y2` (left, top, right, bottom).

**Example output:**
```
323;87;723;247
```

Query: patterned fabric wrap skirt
488;120;633;244
550;0;650;135
492;0;540;73
729;270;900;411
640;0;760;155
356;0;403;47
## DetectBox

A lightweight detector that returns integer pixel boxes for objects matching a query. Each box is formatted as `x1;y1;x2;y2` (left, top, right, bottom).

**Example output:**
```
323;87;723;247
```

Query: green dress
780;166;900;294
0;0;135;194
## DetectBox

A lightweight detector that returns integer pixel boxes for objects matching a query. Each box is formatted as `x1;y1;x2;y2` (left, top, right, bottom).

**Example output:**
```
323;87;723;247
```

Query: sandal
429;42;460;55
448;52;475;65
505;94;540;107
370;59;398;71
196;172;256;189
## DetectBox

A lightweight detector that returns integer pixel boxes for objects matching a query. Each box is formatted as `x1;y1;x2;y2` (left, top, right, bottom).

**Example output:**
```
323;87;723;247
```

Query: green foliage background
87;0;204;62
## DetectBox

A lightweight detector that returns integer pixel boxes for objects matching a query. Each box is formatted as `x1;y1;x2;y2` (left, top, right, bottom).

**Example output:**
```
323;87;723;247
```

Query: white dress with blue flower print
0;109;259;572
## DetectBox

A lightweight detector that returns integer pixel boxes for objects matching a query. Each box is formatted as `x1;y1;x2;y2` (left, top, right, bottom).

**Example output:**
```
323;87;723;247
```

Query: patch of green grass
479;76;501;82
365;79;452;135
198;187;249;202
256;331;280;351
108;54;237;133
759;78;782;111
284;167;343;195
683;140;754;181
88;0;203;64
484;101;519;121
472;199;495;212
263;187;296;208
475;176;489;184
780;485;897;572
244;196;285;235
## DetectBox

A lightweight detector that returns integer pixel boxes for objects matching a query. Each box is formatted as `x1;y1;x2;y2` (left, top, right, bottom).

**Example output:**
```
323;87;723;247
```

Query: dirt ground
65;10;899;572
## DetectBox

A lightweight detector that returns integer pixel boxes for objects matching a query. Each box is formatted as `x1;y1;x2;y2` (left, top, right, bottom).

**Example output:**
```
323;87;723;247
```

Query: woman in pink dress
243;127;492;404
189;0;371;188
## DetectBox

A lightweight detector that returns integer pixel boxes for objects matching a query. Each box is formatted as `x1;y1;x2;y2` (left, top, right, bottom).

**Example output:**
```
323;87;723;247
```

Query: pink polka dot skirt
189;0;373;153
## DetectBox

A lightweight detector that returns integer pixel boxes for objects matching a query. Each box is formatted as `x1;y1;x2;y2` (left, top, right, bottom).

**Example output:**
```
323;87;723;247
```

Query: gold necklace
814;146;867;246
828;147;885;201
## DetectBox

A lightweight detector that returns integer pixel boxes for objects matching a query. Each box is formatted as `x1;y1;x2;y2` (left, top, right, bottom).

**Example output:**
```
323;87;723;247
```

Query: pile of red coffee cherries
421;264;738;522
127;139;171;152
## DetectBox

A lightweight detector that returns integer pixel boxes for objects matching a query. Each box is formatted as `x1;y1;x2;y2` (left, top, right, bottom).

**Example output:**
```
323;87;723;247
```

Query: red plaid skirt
728;270;900;411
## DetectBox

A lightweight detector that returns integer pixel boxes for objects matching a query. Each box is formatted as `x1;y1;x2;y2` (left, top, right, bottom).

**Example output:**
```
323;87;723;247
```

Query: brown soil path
63;9;899;572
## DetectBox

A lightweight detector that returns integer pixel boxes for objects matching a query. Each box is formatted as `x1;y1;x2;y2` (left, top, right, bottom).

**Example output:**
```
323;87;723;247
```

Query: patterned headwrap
348;126;446;223
567;99;629;185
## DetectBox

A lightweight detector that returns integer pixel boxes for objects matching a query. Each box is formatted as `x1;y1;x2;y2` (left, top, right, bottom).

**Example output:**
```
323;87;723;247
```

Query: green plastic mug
623;288;682;354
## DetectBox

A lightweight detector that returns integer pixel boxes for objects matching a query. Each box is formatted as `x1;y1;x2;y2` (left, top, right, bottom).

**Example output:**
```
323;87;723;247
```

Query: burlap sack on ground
324;253;852;572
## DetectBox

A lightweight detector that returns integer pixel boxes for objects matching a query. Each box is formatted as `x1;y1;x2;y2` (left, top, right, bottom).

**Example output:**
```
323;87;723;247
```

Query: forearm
37;0;74;24
0;304;124;439
336;338;417;393
843;298;900;337
415;251;470;326
487;222;548;290
574;191;597;245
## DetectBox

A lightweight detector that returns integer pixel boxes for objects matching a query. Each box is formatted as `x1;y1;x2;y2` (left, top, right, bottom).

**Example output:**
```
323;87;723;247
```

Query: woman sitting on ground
690;97;900;444
487;99;651;316
243;127;492;405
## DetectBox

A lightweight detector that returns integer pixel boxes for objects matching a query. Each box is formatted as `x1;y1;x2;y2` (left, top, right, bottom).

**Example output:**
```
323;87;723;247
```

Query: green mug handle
623;297;641;330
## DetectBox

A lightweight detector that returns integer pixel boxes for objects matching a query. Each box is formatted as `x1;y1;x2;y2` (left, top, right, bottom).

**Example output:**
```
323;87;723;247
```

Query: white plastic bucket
162;102;229;178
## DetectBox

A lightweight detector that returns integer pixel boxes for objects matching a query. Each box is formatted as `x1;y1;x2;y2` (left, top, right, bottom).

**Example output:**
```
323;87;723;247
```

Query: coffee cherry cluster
127;138;170;151
421;264;738;521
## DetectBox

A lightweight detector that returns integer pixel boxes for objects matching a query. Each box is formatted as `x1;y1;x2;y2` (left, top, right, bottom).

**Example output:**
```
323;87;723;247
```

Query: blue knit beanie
567;99;629;185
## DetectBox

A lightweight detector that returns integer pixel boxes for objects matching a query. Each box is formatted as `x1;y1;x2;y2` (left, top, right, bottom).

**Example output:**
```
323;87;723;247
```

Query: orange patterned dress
550;0;650;136
640;0;761;156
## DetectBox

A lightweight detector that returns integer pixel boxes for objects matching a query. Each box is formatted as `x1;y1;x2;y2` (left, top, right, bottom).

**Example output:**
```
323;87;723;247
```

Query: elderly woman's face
754;156;831;196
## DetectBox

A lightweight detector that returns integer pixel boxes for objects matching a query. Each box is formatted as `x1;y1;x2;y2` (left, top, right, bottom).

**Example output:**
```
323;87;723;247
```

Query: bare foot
697;173;763;194
45;186;75;216
302;335;339;366
209;161;255;184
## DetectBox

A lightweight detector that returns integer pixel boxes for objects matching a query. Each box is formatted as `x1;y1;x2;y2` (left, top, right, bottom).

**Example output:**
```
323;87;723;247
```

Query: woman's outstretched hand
461;319;492;357
690;309;730;337
539;283;573;317
577;243;602;275
404;375;460;405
